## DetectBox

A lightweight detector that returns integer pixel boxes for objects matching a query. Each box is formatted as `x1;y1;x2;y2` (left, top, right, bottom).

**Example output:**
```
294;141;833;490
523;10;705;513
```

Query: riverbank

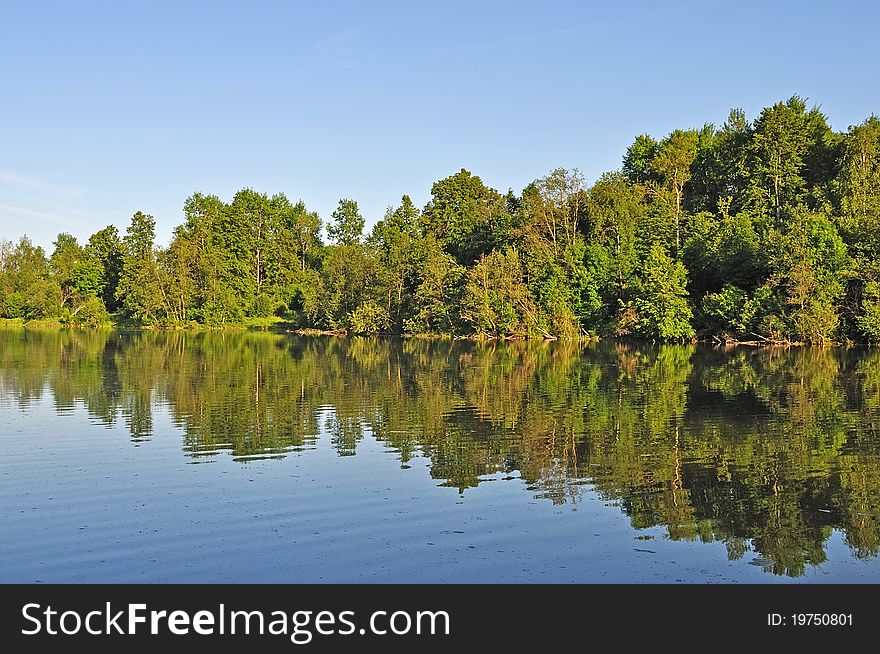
1;317;872;346
0;315;299;332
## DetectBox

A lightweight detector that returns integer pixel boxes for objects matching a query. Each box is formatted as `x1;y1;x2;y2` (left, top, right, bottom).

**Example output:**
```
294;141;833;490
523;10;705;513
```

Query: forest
2;96;879;343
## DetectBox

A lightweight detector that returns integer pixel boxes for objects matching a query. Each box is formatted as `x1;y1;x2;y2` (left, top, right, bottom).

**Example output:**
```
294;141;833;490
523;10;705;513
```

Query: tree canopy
2;97;879;343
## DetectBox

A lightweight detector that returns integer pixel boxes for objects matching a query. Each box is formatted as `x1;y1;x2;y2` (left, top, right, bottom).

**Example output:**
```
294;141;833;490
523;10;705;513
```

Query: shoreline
0;318;871;347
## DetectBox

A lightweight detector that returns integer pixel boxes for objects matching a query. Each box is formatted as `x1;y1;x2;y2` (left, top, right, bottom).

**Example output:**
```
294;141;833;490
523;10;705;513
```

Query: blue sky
1;0;877;250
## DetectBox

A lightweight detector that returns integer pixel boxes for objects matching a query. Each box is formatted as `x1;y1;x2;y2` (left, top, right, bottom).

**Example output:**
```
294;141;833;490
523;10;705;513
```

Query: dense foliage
3;97;879;342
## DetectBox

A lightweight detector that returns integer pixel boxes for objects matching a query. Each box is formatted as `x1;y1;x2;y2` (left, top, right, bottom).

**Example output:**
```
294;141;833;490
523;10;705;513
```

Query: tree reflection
2;327;879;576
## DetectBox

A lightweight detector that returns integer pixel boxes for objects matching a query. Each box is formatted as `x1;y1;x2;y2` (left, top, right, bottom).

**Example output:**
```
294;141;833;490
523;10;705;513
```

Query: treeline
2;96;879;342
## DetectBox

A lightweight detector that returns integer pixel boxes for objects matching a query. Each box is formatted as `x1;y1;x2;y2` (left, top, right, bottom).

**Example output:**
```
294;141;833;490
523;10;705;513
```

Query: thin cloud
440;23;593;55
0;203;82;229
308;26;364;56
0;169;85;198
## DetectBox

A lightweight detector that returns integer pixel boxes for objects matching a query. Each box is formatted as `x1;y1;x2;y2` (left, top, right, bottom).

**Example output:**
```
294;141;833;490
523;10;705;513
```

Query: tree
160;233;197;324
405;236;465;334
631;244;694;340
837;116;880;256
623;134;660;185
769;210;849;343
178;193;243;325
650;129;699;253
117;211;166;324
745;96;829;222
584;172;646;313
687;109;752;214
519;167;585;257
49;233;84;309
284;201;322;272
683;207;766;300
318;243;381;330
327;198;364;246
370;195;421;331
421;169;512;265
85;226;125;311
858;280;880;342
461;249;537;337
223;189;281;314
0;236;54;319
49;231;110;325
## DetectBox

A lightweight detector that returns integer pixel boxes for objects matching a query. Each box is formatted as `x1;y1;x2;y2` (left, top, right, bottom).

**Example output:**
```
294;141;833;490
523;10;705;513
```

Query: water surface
2;329;879;582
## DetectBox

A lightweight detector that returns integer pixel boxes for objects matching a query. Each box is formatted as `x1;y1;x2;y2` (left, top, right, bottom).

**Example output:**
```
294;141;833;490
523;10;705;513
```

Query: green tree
584;172;646;319
650;129;699;252
769;210;849;343
318;243;381;330
421;169;513;265
223;189;285;315
687;109;752;214
178;193;243;325
623;134;660;185
632;244;694;340
370;195;422;331
117;211;166;324
49;233;84;310
405;236;465;334
857;280;880;342
745;97;833;221
327;198;364;246
85;225;124;311
837;116;880;256
0;236;54;319
284;200;323;272
461;249;537;337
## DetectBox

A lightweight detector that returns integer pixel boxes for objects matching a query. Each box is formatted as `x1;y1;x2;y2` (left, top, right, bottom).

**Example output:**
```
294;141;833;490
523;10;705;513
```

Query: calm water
1;329;879;583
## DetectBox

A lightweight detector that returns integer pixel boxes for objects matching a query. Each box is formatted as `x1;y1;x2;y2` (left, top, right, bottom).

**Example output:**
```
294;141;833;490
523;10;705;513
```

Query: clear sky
1;0;877;250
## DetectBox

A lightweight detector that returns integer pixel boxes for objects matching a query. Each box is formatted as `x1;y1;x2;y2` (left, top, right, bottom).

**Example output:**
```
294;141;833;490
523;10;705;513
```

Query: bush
633;244;694;340
858;281;880;342
461;249;535;337
3;292;25;319
250;293;273;318
702;284;749;335
24;279;62;320
347;301;390;334
61;296;108;327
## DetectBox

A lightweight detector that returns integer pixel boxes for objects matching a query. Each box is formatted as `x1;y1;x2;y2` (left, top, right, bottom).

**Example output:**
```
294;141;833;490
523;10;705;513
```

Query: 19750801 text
768;613;853;627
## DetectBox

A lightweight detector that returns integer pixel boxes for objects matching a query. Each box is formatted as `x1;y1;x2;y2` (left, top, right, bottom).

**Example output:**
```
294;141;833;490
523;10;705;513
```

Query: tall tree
460;248;536;337
838;116;880;253
769;210;849;343
632;244;695;341
327;198;364;246
522;167;585;257
370;195;422;331
0;236;55;319
284;200;323;272
50;232;108;324
224;189;280;314
687;109;752;214
178;193;242;324
650;129;699;253
421;169;512;265
623;134;660;185
405;236;465;334
117;211;165;324
85;226;125;312
49;233;84;309
745;96;823;221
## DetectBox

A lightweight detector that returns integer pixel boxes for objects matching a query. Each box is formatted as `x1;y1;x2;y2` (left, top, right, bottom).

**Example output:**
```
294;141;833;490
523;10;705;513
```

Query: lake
2;328;879;583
